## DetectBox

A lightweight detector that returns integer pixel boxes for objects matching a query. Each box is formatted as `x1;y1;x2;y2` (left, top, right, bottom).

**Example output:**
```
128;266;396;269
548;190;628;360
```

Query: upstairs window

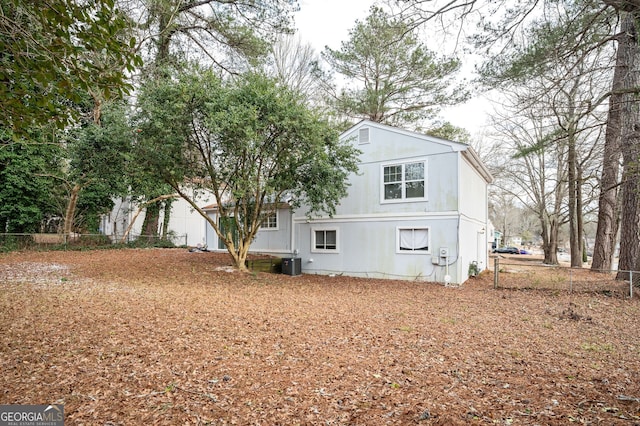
382;160;426;202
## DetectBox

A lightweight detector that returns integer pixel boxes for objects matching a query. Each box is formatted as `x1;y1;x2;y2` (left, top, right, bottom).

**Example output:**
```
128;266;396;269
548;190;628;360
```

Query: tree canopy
61;100;133;234
136;0;297;72
0;0;142;131
0;129;61;233
322;6;467;128
134;68;360;269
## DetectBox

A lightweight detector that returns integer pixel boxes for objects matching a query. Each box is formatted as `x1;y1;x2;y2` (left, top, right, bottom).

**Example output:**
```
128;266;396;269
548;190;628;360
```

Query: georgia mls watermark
0;405;63;426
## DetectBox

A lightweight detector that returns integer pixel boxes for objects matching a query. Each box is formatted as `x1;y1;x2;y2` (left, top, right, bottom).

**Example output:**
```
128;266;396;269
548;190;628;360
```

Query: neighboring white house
204;120;493;285
101;189;213;247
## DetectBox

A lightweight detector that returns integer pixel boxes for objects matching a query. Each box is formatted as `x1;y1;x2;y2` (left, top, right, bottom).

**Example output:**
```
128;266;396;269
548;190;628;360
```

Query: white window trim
396;226;431;254
259;211;279;231
311;226;340;253
380;158;428;204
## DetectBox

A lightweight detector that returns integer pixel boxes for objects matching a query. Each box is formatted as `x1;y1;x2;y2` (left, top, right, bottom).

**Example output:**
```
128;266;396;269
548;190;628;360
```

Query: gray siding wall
328;125;460;217
458;154;490;275
288;122;468;283
205;208;294;256
293;215;460;282
250;209;293;254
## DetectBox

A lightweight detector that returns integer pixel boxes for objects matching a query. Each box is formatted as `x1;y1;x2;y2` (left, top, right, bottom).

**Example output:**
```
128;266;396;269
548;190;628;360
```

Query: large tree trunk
615;13;640;280
221;232;251;273
577;166;585;262
541;212;559;264
141;201;161;241
233;239;251;273
63;183;82;236
161;198;173;240
215;212;258;273
137;2;175;245
592;14;634;271
61;97;102;238
120;194;177;243
618;126;640;278
568;131;582;267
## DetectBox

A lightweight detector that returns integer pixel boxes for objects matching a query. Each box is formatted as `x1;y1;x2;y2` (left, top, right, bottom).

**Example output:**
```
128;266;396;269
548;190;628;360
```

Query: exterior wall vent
359;127;370;144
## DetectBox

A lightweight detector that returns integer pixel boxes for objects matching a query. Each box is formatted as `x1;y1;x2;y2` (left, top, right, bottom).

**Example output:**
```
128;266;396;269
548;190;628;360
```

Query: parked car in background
493;246;520;254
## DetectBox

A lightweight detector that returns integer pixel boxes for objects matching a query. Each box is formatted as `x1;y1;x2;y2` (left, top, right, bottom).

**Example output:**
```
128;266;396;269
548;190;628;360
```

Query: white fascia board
343;120;492;183
341;120;468;152
461;148;493;184
293;211;460;223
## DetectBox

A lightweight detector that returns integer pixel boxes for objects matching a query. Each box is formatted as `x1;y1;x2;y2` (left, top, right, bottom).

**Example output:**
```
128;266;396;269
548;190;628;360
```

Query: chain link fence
492;257;637;299
0;233;188;251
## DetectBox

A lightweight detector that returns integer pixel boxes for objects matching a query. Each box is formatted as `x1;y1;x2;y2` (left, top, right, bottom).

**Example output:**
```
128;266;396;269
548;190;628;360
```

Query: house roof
202;201;291;212
202;203;218;211
341;120;493;184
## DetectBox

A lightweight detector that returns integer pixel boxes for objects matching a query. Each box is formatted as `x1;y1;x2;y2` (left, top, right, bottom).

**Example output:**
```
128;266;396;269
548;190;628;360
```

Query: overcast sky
294;0;374;51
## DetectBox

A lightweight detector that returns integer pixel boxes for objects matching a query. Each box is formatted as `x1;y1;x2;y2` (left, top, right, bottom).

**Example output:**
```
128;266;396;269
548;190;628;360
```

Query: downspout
202;211;207;248
457;150;463;283
290;208;296;255
128;198;133;243
485;182;490;271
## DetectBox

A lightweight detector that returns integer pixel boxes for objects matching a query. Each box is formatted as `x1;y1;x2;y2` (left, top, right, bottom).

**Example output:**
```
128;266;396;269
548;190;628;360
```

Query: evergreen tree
323;6;467;129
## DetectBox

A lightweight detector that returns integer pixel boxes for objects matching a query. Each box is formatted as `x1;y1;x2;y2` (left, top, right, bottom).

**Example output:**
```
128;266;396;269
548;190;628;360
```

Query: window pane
385;183;402;199
399;230;413;250
325;230;336;248
384;165;402;183
261;212;277;228
315;230;325;249
399;228;429;251
405;162;424;180
406;181;424;198
315;230;337;250
413;229;429;250
383;162;426;202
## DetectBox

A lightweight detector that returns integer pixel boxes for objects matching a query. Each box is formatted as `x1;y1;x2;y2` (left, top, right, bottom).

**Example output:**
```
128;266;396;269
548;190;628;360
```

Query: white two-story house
205;120;493;285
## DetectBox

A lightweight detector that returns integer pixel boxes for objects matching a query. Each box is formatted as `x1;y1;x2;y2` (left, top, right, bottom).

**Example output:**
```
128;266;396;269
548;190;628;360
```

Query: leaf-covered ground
0;249;639;425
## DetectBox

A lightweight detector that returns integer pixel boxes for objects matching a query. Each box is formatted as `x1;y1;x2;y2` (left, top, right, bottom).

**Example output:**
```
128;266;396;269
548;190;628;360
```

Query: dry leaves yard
1;249;639;425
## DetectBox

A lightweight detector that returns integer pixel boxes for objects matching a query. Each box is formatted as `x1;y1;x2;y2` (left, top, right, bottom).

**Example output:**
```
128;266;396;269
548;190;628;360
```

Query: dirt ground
1;248;639;425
